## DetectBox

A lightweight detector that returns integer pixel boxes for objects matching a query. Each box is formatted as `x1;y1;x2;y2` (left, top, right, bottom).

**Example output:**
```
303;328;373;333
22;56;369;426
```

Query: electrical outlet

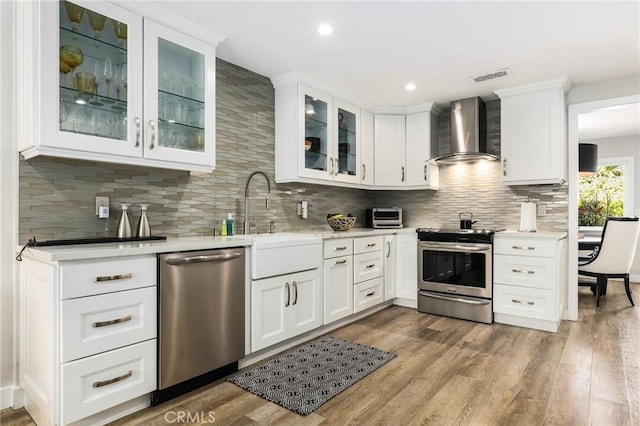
96;196;109;217
537;203;547;217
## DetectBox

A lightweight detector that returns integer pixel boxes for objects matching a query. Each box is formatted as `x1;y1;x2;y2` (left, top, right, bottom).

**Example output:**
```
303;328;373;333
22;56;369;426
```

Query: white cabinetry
273;79;362;187
251;269;323;352
360;109;375;186
493;232;567;332
384;235;397;300
374;108;439;190
495;79;569;185
353;236;384;313
323;239;354;324
20;255;157;426
17;0;220;172
394;231;418;307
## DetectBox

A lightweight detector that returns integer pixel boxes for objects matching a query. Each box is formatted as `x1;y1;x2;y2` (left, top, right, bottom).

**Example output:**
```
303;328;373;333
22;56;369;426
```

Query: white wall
0;0;18;409
568;75;640;105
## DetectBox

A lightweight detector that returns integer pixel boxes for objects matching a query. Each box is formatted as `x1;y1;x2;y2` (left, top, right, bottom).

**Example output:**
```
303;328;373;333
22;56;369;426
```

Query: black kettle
459;212;477;230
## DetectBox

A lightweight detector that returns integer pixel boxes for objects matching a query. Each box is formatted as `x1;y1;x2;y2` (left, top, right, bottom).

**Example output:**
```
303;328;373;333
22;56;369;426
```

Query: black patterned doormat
226;335;396;415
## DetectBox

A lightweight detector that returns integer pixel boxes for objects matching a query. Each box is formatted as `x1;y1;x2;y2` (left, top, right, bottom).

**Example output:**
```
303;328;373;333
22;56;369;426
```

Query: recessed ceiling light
405;83;416;92
318;23;333;36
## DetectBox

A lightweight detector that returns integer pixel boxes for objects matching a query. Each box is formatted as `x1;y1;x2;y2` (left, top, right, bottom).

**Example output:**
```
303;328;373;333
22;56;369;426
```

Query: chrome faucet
244;171;271;235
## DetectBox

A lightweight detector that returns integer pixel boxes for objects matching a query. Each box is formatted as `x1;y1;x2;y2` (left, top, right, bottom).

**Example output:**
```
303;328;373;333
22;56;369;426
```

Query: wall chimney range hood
433;97;498;164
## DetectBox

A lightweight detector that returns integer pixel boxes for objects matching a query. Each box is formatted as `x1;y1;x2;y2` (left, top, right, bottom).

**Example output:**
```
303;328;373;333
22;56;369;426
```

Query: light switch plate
96;196;109;216
537;203;547;217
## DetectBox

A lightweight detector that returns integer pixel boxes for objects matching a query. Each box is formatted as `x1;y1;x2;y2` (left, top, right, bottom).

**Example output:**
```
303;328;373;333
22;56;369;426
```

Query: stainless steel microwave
365;208;403;228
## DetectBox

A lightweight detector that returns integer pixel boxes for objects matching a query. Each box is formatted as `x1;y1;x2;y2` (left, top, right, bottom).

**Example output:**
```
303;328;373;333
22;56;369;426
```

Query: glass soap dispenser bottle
136;204;151;237
116;203;132;238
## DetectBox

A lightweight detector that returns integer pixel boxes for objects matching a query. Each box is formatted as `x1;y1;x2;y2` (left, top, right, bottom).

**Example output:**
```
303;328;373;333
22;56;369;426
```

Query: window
578;156;635;226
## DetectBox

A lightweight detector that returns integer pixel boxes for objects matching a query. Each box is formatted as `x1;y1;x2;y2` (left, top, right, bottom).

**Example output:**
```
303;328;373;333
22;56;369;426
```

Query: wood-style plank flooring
3;281;638;425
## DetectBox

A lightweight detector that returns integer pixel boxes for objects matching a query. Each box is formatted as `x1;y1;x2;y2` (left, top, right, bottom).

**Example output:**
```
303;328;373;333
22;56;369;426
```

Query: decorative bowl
327;215;356;231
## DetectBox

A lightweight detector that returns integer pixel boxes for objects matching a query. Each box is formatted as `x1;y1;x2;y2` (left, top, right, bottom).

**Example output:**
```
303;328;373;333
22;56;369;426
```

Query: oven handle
419;243;491;252
419;291;491;306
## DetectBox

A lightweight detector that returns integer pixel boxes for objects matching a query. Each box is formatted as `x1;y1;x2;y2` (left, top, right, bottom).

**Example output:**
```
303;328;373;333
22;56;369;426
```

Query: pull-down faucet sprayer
243;171;271;235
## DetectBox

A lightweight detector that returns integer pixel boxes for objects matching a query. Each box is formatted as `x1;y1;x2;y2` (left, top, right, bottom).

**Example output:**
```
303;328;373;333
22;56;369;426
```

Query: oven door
418;241;492;299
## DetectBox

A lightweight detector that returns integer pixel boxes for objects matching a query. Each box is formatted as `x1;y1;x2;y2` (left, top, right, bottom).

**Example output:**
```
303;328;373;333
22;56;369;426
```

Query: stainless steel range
416;228;497;324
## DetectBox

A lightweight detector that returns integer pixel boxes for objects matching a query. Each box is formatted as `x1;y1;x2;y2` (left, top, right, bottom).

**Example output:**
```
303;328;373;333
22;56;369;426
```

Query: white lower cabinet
394;231;418;305
493;232;567;332
251;269;323;352
384;235;397;300
354;277;384;313
323;253;354;324
20;255;157;426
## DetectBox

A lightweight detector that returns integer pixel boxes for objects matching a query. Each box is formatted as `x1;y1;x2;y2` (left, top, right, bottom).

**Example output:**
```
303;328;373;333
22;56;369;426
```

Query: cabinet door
333;99;360;184
499;86;566;185
405;111;432;186
38;1;143;156
395;232;417;301
299;85;333;180
251;276;290;352
289;269;323;337
384;235;396;301
360;109;375;186
143;19;216;168
323;256;353;324
374;114;406;186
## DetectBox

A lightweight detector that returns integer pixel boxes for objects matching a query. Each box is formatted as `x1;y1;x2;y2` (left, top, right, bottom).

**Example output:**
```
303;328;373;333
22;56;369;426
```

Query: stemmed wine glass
60;45;84;87
114;62;127;103
89;59;104;106
64;1;85;34
102;57;114;101
111;19;128;49
86;10;107;43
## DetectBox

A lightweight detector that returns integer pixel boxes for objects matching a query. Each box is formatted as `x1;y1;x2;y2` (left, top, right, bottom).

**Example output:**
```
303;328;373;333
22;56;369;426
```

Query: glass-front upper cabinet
301;86;332;180
334;99;360;184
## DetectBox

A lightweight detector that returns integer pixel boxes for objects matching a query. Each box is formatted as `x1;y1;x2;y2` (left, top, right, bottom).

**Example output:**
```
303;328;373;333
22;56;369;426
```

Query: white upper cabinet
17;0;219;172
360;109;375;187
374;107;439;190
495;78;569;185
274;80;361;187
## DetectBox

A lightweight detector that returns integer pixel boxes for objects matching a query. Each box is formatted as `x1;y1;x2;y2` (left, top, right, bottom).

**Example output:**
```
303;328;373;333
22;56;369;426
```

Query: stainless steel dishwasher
152;247;245;405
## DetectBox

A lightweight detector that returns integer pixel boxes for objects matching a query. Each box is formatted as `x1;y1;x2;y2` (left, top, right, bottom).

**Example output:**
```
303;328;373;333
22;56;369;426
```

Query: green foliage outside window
578;165;624;226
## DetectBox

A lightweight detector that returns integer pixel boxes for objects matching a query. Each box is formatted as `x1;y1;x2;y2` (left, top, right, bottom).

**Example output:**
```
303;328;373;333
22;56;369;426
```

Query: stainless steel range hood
433;97;499;164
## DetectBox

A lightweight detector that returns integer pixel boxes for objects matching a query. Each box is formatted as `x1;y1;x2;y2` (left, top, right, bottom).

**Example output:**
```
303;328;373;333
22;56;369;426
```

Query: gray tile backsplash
19;59;567;243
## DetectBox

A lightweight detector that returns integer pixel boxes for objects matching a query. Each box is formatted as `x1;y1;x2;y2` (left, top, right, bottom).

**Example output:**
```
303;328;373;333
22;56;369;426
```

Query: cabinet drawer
353;236;384;254
61;339;156;425
494;237;558;257
494;255;556;290
60;255;157;299
493;284;556;320
354;277;384;313
61;287;157;363
354;251;383;283
324;239;353;258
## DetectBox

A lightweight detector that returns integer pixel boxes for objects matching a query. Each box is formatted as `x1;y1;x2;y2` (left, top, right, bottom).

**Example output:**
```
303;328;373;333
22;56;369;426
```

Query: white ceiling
579;103;640;141
154;0;640;109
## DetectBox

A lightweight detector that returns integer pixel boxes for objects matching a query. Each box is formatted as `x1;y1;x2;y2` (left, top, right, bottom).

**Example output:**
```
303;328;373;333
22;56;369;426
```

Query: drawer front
61;339;156;425
354;277;384;313
61;255;157;299
61;287;157;363
494;237;558;257
324;239;353;259
353;236;384;254
493;284;556;320
354;251;384;283
494;255;556;290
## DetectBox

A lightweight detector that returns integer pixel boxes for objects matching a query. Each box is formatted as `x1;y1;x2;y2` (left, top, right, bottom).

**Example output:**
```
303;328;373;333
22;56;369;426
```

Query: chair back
583;217;640;274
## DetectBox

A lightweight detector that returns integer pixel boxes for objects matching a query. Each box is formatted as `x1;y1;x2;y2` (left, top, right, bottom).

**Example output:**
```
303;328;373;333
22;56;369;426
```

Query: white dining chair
578;217;640;307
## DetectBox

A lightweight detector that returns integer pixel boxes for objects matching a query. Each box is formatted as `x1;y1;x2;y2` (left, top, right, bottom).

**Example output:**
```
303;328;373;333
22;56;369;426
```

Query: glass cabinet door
303;93;330;175
143;20;215;166
334;100;360;183
56;0;142;155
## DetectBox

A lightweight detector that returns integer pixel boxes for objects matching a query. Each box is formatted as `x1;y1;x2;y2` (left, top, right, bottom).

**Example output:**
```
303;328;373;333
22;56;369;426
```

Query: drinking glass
60;60;72;88
86;10;107;41
64;1;84;33
90;59;104;106
60;45;84;77
115;62;127;101
59;99;69;125
111;19;128;49
102;57;114;100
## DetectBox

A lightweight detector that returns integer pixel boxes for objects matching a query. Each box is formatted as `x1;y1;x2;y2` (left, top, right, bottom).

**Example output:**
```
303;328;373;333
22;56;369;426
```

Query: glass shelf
60;26;126;58
158;120;204;152
60;86;127;112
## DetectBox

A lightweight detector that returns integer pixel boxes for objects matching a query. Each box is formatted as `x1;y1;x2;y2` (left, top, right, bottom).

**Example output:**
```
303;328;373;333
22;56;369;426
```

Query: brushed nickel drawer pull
334;246;348;251
285;282;290;307
334;259;347;265
93;315;132;328
95;273;133;283
512;245;535;250
292;281;298;305
93;370;132;388
512;269;535;275
365;264;376;269
366;291;376;297
512;299;535;306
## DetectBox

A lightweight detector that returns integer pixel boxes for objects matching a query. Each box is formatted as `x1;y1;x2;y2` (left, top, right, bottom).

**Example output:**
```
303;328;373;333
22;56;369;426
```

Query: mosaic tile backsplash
19;59;567;243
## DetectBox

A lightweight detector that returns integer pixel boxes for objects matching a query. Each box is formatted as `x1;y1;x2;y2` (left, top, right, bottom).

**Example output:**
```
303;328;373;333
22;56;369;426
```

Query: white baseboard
0;385;23;410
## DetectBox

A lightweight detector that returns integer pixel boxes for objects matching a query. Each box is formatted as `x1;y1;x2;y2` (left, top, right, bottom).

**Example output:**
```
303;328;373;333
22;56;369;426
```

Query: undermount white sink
250;233;322;280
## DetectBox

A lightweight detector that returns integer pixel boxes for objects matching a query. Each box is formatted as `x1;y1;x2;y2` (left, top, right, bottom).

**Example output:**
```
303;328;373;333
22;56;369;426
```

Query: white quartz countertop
19;228;412;262
496;230;568;239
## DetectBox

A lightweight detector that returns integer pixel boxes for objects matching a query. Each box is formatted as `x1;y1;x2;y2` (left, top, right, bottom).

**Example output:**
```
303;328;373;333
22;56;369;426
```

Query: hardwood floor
3;281;638;425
